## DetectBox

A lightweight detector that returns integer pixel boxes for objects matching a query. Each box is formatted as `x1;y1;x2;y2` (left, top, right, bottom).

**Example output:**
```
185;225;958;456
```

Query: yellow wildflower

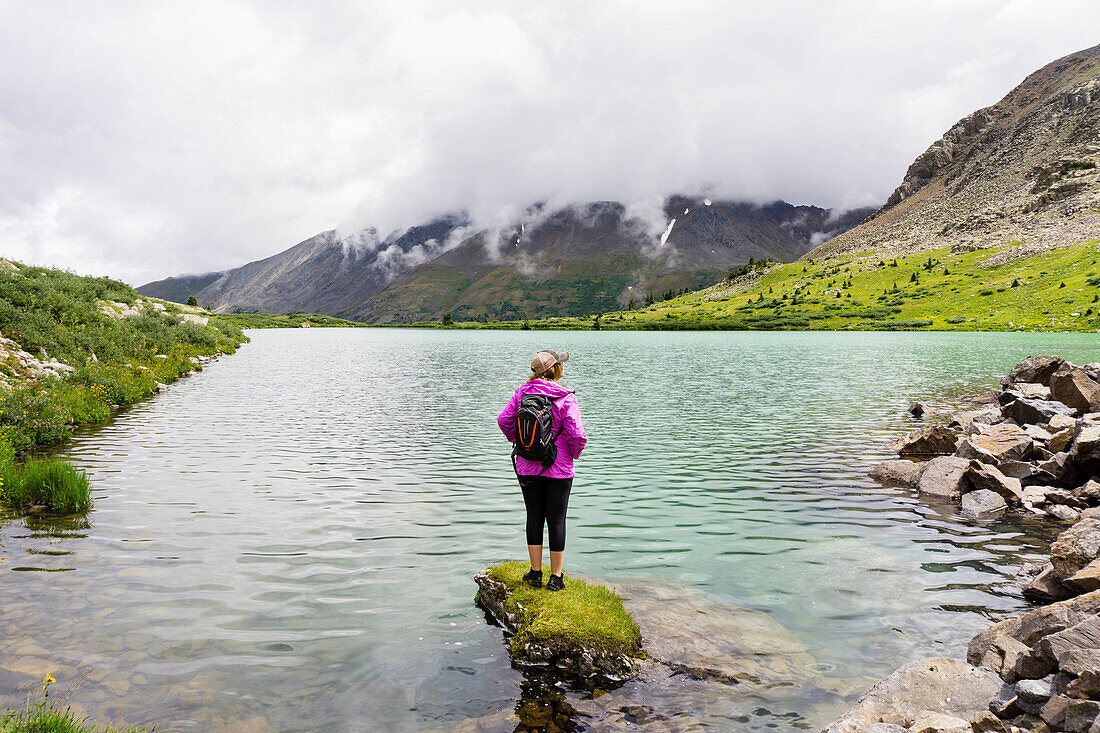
45;674;55;684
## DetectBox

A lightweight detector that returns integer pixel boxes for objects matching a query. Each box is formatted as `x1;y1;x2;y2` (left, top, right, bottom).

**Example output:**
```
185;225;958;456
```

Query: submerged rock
608;579;815;686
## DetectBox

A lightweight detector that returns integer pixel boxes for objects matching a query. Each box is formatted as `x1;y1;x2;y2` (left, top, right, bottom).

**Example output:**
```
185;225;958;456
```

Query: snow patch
659;218;677;246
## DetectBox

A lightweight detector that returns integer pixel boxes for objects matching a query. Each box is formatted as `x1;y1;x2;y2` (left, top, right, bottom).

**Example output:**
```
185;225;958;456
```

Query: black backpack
512;393;564;472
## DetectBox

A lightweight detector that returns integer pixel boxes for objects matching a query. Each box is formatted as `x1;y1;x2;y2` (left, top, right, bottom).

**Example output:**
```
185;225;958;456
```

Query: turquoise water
2;329;1099;731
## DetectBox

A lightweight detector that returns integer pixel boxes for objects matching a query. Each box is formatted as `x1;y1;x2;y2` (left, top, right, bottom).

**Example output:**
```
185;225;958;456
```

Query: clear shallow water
2;329;1100;732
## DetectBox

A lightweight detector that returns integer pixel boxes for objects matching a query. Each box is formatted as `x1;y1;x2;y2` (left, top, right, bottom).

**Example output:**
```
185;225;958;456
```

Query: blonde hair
528;362;564;382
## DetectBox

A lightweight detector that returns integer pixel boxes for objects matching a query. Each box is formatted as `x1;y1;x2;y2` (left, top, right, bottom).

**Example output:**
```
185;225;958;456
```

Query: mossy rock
475;562;645;680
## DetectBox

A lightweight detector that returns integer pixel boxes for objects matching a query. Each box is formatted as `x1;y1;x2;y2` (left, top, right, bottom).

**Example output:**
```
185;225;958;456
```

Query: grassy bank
0;259;247;457
215;312;368;329
483;561;643;661
424;239;1100;331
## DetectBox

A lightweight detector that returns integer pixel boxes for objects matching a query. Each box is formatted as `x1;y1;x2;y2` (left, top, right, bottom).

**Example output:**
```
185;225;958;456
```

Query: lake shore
833;355;1100;732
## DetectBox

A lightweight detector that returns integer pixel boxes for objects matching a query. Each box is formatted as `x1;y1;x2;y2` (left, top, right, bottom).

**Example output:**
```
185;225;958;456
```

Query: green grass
429;239;1100;331
0;258;248;454
1;706;146;733
0;459;90;513
215;312;368;329
484;561;643;661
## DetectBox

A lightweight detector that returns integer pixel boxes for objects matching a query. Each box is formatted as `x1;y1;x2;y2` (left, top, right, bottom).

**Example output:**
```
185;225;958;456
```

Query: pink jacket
498;379;587;479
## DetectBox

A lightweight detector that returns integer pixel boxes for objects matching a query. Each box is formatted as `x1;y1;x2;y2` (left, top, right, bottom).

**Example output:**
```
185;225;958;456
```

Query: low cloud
0;2;1097;284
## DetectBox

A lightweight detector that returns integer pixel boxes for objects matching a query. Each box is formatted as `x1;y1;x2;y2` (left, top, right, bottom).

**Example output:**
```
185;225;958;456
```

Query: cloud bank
0;1;1097;284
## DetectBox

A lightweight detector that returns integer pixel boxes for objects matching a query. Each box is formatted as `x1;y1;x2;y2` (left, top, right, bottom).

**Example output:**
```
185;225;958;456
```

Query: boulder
988;684;1020;718
1075;480;1100;502
1048;505;1084;522
1049;414;1079;432
1015;675;1054;715
1071;426;1100;474
1039;452;1080;487
1033;615;1100;671
1051;509;1100;581
866;725;908;733
870;459;924;488
1044;487;1088;508
1042;695;1071;729
1064;699;1100;733
1001;462;1059;488
978;635;1031;678
961;489;1008;519
1023;424;1055;442
908;710;970;733
822;658;1003;733
1006;355;1066;387
1017;382;1054;400
966;390;1002;405
1022;565;1073;604
958;424;1034;464
1050;428;1076;454
1023;485;1049;510
896;426;960;456
970;712;1011;732
1065;559;1100;593
950;407;1002;433
1003;398;1076;428
968;590;1100;667
964;463;1023;504
909;401;935;417
1052;365;1100;413
918;457;972;501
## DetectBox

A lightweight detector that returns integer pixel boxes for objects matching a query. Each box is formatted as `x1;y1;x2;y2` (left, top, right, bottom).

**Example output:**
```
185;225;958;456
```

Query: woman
497;349;587;591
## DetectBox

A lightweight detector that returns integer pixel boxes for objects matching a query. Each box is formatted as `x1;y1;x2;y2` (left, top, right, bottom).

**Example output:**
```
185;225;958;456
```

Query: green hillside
433;239;1100;331
0;259;247;454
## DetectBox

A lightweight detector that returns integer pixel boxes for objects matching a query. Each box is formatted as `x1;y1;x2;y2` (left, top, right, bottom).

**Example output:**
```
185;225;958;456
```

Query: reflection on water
1;329;1098;732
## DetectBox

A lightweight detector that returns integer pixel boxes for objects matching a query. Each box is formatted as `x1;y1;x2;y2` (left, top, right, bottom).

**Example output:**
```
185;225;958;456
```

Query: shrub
946;315;967;324
0;458;90;513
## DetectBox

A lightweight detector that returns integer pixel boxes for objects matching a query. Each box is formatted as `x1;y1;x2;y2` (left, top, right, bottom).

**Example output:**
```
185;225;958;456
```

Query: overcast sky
1;1;1097;285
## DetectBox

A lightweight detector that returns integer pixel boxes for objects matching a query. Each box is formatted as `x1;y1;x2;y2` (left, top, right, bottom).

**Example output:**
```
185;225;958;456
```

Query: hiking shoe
522;568;543;588
546;573;565;592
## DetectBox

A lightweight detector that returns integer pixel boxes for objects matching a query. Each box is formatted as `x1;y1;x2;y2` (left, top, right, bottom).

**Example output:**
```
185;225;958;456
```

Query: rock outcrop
809;44;1100;263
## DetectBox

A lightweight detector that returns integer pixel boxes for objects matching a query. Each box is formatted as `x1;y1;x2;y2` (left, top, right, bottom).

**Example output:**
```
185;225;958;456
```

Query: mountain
134;272;222;305
139;198;871;323
811;43;1100;261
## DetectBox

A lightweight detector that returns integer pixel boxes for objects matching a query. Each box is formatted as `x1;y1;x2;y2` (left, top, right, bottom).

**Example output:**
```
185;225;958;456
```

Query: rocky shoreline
837;355;1100;733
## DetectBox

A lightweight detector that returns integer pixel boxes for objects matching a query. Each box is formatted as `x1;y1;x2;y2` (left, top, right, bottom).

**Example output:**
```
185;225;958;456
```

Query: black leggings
519;476;573;552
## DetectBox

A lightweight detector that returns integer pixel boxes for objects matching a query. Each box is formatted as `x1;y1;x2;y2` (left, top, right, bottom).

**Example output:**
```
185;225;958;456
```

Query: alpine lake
3;329;1100;732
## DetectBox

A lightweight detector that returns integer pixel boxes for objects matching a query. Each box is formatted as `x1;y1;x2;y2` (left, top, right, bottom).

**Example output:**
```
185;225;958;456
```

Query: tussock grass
486;561;643;660
0;459;91;514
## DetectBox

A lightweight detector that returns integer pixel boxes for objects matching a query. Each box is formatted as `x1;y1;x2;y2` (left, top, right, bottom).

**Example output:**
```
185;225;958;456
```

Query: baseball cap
531;349;570;373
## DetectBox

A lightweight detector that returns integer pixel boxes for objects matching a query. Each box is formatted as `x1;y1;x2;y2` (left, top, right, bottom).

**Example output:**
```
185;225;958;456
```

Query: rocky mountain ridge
139;198;871;323
810;44;1100;262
